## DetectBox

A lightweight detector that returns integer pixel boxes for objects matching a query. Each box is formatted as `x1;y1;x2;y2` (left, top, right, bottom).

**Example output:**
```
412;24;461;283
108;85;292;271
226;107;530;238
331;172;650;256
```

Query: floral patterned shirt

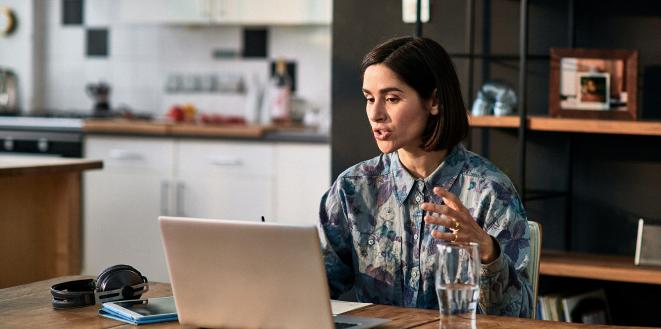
319;144;533;317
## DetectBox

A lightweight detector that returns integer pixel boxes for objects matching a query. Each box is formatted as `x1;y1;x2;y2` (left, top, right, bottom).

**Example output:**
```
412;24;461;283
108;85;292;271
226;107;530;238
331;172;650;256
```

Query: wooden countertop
0;156;103;177
83;119;272;138
83;119;170;135
81;120;330;143
1;276;645;329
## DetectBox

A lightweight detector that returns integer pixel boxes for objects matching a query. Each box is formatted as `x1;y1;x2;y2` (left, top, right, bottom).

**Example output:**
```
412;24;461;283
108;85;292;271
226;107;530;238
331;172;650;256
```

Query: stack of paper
331;300;373;315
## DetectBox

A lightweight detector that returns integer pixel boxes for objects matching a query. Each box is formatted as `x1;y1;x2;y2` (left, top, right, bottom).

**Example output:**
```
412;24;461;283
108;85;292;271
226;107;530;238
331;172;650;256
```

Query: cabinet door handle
176;182;185;217
109;149;144;161
201;0;212;18
215;0;225;18
207;155;243;166
160;180;170;216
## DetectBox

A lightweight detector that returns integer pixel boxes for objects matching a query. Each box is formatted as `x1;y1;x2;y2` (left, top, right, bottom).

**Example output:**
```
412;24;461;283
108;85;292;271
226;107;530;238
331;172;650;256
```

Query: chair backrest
527;221;542;320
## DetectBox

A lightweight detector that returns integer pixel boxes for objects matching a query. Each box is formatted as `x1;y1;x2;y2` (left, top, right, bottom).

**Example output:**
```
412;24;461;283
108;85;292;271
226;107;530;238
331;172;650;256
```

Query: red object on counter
200;114;246;125
166;106;185;122
168;105;246;125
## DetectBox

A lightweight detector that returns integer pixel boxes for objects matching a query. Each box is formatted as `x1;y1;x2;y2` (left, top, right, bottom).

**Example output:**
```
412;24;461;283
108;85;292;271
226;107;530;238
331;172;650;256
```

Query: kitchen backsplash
26;0;331;128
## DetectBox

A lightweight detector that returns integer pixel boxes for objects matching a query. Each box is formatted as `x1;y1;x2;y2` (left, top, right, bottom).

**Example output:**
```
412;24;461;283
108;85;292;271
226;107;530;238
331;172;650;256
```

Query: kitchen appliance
0;115;84;158
0;108;150;159
0;128;83;158
0;5;16;36
0;68;18;115
86;82;111;114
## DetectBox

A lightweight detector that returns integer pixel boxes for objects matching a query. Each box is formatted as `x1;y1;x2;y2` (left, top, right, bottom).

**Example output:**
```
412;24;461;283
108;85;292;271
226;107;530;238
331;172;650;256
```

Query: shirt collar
390;144;467;205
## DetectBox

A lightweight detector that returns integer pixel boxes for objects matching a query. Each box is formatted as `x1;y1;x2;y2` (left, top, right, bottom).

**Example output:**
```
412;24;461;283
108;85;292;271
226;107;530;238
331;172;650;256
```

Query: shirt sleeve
477;179;534;318
319;178;355;298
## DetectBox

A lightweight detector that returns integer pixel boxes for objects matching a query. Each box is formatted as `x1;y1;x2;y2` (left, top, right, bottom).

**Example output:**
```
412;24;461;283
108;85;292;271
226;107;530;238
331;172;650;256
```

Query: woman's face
362;64;437;154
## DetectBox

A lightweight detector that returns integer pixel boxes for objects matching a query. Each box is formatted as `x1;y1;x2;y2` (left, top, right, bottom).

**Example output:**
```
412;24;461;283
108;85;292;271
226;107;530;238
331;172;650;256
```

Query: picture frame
549;48;638;120
635;218;661;267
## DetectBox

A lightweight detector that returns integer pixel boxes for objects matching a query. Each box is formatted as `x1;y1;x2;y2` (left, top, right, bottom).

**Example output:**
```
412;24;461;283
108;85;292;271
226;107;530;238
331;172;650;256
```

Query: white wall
31;0;331;121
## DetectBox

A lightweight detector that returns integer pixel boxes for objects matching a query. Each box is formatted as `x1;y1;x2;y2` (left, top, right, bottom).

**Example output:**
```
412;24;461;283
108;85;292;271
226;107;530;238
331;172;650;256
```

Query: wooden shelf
468;115;520;128
469;115;661;136
540;251;661;285
528;116;661;136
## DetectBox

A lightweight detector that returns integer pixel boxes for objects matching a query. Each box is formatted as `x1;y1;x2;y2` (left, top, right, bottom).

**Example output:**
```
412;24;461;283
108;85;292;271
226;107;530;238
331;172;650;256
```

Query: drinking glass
435;242;480;320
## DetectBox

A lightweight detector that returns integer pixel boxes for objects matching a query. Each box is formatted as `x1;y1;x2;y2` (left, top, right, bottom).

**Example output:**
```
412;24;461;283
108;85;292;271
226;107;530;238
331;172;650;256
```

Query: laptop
159;216;389;329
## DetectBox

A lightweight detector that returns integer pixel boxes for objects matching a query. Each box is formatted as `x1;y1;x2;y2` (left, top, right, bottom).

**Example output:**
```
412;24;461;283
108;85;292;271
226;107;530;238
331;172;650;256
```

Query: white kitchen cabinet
224;0;332;25
83;136;175;282
83;136;328;282
118;0;331;25
175;140;274;221
273;143;330;225
118;0;213;24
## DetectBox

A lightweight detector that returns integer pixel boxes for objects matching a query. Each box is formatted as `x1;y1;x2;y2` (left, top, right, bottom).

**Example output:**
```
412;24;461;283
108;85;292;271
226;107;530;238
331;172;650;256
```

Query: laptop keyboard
335;322;358;329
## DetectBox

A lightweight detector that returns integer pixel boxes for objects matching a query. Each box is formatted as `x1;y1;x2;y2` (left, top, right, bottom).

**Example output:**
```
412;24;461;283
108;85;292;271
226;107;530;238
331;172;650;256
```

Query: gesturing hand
421;186;498;263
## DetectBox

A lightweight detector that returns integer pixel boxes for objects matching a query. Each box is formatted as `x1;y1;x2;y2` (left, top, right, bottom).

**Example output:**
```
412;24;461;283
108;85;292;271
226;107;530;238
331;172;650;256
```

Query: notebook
99;296;177;325
159;216;389;329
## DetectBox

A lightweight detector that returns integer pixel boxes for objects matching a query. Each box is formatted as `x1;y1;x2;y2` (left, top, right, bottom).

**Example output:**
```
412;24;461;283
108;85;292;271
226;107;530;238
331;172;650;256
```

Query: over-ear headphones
51;264;149;309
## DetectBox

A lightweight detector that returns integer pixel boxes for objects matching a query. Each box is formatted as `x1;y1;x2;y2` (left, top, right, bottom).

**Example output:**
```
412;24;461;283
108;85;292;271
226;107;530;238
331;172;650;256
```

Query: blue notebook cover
99;296;178;325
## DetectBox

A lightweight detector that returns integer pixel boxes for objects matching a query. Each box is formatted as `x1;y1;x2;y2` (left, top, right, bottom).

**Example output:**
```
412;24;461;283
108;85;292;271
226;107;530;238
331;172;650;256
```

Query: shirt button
411;269;419;278
413;233;419;240
368;239;375;246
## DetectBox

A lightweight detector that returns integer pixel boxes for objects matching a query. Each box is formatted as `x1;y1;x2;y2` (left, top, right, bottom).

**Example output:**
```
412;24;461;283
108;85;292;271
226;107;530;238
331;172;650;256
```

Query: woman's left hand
421;186;498;263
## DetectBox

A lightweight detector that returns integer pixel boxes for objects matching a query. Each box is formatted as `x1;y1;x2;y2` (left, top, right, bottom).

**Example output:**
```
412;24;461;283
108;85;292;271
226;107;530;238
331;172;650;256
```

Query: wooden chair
527;220;542;319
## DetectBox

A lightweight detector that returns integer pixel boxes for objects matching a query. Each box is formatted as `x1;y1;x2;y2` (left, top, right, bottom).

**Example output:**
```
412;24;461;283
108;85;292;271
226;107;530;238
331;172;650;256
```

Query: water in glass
435;242;480;319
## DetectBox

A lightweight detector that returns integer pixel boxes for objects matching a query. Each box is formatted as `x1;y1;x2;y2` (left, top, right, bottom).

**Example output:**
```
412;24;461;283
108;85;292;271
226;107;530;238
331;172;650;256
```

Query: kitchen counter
0;117;328;144
0;155;102;176
0;117;83;132
82;119;329;143
0;156;102;288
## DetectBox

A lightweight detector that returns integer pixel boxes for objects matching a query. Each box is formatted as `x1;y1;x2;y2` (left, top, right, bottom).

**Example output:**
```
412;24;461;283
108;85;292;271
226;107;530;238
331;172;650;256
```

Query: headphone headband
51;279;96;309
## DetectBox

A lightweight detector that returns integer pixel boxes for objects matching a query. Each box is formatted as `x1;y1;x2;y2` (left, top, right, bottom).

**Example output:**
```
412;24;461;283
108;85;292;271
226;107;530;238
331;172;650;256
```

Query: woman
319;36;532;317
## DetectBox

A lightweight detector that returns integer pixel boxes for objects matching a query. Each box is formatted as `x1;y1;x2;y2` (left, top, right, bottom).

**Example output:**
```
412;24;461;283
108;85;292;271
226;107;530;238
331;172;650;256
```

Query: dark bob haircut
360;36;469;152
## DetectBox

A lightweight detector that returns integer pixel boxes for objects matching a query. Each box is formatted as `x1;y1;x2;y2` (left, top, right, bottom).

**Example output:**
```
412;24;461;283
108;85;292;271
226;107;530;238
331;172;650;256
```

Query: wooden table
0;276;650;329
0;157;102;288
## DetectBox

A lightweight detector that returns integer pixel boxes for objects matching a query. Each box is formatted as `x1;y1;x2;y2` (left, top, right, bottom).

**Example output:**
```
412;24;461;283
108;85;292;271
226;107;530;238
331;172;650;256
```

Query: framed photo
549;48;638;120
576;72;609;110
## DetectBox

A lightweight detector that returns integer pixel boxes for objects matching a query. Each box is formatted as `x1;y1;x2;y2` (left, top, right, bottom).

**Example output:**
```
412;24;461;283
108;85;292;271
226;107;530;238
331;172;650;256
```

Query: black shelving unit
413;0;578;250
414;0;534;199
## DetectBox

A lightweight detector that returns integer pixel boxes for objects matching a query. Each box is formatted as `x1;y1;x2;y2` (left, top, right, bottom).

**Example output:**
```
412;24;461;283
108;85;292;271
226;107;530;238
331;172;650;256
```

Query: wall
2;0;331;122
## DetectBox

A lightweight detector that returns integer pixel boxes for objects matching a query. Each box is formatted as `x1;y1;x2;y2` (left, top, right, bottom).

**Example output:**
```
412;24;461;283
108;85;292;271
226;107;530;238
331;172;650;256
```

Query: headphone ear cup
96;264;135;285
95;264;148;302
